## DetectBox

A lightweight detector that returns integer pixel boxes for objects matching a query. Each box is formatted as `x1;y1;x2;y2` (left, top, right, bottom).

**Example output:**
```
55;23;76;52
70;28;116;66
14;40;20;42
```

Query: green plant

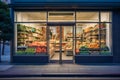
79;46;89;54
0;1;13;55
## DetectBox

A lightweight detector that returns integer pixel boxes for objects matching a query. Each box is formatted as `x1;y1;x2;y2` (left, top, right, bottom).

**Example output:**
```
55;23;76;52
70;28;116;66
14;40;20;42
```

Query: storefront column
113;10;120;63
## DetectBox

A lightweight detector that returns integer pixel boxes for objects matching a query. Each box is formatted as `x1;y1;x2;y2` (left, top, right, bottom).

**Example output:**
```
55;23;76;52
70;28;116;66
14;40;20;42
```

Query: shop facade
10;0;120;63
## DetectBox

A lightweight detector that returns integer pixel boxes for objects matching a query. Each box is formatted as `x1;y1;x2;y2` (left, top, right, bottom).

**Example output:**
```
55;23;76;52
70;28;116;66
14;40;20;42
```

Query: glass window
48;11;75;22
76;12;99;22
100;23;111;55
101;12;111;22
15;23;47;56
15;12;47;22
75;11;112;56
76;23;100;55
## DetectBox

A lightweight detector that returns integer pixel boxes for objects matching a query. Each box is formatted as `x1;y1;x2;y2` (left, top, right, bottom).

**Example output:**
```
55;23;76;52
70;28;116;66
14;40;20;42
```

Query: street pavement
0;77;120;80
0;44;120;79
0;64;120;78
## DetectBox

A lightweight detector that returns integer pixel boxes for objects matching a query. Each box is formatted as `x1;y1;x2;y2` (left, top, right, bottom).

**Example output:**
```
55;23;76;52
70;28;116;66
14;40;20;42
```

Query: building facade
10;0;120;64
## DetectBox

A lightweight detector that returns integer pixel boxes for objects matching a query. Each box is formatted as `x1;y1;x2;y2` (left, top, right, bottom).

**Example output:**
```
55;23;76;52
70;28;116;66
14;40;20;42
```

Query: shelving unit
75;24;107;55
17;24;46;47
83;26;106;44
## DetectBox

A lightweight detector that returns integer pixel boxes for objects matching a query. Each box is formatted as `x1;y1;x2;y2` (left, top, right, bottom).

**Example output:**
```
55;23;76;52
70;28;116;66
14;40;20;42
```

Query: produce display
25;48;35;55
36;47;47;53
76;23;110;55
80;46;89;53
16;48;35;55
17;24;47;55
16;23;110;56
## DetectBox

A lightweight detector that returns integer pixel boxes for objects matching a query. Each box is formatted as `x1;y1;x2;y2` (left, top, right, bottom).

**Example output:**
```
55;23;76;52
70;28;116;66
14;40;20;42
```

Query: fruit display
84;27;93;33
17;23;47;55
89;43;99;49
76;23;109;55
36;47;47;53
17;24;46;47
28;42;46;47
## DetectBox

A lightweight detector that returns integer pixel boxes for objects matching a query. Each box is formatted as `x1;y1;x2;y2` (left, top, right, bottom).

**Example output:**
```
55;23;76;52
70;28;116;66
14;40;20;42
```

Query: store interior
15;11;111;60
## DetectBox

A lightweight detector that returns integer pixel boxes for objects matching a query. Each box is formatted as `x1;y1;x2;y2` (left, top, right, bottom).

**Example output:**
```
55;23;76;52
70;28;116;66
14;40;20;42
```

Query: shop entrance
48;23;75;64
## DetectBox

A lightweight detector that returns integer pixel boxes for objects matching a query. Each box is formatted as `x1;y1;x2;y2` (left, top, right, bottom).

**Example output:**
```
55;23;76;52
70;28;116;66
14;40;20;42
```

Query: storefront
10;0;120;63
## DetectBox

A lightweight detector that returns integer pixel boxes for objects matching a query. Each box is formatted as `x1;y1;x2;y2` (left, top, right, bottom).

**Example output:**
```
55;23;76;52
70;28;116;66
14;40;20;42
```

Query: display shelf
83;27;106;42
17;24;46;47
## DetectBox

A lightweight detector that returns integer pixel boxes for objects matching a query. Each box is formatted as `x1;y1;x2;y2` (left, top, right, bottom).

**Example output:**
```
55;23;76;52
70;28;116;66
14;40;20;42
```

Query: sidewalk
0;63;120;77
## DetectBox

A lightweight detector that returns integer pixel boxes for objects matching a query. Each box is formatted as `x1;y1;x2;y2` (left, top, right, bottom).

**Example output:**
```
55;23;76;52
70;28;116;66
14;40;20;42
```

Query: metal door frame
48;22;75;64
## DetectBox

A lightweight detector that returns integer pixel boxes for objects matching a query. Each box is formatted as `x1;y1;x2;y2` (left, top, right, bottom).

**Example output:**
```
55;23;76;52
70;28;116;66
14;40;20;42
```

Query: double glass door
49;25;74;63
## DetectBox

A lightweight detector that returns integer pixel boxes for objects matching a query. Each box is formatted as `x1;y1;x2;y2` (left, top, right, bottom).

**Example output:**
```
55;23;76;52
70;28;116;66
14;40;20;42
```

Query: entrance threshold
50;60;73;64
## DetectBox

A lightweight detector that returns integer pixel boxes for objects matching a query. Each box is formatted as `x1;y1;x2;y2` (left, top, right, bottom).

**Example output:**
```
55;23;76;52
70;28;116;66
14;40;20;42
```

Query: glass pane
76;12;99;22
63;26;73;60
76;23;100;55
49;26;60;60
101;12;111;22
49;26;73;60
48;11;75;22
15;12;47;22
15;23;47;56
100;23;112;55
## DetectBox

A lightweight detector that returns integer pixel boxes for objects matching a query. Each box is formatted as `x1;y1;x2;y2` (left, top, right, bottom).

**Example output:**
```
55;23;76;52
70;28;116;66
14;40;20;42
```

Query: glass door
49;26;61;62
62;26;74;61
49;25;74;64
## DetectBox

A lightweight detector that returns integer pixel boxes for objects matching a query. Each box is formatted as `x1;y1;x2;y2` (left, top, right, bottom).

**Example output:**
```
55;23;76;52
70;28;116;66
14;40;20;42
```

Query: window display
76;23;111;55
16;23;47;55
14;11;112;57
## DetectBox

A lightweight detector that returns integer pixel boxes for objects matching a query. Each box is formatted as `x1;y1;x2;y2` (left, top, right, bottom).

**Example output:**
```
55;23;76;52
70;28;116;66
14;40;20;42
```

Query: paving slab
0;65;13;71
0;64;120;77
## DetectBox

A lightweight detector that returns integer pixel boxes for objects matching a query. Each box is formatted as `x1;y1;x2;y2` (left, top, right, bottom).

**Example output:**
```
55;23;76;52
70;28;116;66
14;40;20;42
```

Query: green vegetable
79;46;89;55
16;51;26;55
25;48;35;55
